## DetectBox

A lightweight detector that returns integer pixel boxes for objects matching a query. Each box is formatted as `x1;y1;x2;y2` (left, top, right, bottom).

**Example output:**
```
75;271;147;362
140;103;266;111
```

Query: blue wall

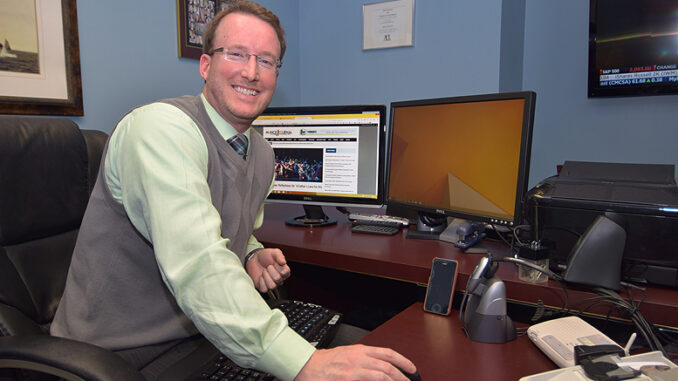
523;0;678;187
72;0;299;133
70;0;678;188
298;0;504;105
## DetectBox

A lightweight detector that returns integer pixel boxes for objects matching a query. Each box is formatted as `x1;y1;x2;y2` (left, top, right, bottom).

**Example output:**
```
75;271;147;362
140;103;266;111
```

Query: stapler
454;221;486;249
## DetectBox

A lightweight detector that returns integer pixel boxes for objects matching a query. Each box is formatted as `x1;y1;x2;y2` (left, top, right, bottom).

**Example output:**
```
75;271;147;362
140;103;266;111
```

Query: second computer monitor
386;91;536;231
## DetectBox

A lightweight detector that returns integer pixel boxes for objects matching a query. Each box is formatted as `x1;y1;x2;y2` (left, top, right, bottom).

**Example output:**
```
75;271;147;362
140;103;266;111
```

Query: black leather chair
0;115;145;381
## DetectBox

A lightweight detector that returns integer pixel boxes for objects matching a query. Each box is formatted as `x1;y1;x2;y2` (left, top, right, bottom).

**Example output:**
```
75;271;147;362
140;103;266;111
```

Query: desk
257;204;678;329
357;302;555;380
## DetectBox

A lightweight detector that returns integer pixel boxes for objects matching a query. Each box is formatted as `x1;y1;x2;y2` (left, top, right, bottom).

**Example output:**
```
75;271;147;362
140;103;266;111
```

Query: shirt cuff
253;327;316;381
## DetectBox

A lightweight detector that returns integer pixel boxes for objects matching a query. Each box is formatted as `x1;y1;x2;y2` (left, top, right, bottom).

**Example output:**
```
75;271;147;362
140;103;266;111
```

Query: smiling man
51;1;415;380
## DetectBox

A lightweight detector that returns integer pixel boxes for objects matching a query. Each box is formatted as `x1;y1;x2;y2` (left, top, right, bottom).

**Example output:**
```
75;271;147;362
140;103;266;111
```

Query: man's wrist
244;247;264;267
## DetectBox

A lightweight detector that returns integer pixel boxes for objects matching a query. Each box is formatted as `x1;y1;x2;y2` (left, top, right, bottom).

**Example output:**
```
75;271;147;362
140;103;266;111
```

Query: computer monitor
251;104;387;227
386;91;536;238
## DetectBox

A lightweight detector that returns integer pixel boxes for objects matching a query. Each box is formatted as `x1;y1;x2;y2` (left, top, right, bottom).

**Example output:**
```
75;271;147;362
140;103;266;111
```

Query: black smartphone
424;258;459;315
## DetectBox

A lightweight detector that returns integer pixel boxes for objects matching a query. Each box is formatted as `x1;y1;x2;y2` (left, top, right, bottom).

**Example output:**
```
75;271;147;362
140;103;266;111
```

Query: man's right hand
294;344;417;381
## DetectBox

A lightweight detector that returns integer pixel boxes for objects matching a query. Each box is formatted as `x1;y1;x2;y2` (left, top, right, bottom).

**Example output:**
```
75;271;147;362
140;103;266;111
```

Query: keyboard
351;224;400;235
188;300;342;380
348;213;409;227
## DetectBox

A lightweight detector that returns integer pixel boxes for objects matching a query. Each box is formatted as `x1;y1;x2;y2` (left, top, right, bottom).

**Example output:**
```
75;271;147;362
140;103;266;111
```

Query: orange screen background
388;98;525;220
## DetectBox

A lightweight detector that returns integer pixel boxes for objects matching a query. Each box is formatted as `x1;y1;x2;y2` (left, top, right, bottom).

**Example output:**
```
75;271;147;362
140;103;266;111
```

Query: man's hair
202;0;286;63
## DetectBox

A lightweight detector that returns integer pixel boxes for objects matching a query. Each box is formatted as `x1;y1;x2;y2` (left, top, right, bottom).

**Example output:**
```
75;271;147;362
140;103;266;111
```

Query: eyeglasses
209;47;282;71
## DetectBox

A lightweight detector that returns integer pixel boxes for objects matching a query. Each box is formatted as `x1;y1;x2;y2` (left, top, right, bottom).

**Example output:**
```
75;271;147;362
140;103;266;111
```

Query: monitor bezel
385;91;537;227
257;104;388;209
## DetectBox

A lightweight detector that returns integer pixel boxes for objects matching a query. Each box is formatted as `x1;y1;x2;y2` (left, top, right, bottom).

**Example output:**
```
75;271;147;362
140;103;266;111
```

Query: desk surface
257;204;678;329
357;302;556;380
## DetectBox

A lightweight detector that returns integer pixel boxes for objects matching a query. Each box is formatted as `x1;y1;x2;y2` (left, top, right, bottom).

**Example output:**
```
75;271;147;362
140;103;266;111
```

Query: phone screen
424;258;458;315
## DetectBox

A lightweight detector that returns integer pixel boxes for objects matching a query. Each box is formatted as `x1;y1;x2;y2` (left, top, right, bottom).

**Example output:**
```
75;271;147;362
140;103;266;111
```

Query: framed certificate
362;0;414;50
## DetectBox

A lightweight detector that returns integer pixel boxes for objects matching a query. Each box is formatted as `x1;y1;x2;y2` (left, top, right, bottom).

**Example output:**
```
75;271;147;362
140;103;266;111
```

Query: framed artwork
0;0;83;116
177;0;233;60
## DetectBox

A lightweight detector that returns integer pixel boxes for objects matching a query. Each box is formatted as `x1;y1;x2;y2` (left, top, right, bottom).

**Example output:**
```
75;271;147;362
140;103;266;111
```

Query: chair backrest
0;115;108;335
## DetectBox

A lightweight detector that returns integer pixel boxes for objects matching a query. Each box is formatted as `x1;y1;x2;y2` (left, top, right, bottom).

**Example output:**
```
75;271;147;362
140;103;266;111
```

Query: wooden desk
257;204;678;329
357;302;556;380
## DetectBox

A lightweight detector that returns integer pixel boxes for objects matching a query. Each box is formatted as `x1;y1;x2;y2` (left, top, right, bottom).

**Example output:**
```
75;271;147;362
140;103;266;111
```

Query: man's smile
233;86;259;96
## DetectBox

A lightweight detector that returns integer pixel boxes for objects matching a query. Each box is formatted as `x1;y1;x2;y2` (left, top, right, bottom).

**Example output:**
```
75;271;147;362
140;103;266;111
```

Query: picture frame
177;0;234;60
0;0;83;116
363;0;415;50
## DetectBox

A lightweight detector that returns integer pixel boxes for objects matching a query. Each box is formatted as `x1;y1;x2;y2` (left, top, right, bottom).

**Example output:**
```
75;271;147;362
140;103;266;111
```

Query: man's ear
199;54;211;81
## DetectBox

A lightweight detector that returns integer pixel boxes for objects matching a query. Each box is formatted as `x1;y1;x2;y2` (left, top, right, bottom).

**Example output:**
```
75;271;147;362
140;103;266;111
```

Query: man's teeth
234;86;258;96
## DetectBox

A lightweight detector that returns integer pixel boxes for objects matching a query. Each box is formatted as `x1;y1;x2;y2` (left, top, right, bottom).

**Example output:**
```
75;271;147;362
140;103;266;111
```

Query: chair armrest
0;335;145;381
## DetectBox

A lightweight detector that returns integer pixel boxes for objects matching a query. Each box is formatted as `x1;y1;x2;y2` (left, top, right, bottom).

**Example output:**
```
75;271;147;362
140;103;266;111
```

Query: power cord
591;287;669;358
497;256;570;321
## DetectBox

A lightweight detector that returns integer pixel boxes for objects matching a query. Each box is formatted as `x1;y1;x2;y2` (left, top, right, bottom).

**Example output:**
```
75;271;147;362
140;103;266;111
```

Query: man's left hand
245;248;291;293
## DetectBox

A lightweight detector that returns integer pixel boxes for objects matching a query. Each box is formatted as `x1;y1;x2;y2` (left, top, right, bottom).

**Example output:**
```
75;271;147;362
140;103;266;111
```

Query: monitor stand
407;214;489;253
405;211;447;240
286;204;337;228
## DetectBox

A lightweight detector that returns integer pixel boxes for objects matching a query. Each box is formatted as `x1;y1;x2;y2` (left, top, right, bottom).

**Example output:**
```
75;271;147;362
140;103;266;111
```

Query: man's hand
295;344;417;381
245;248;291;293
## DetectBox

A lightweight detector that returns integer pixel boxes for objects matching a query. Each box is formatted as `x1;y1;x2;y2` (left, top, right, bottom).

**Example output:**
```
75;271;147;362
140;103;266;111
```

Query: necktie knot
227;133;248;160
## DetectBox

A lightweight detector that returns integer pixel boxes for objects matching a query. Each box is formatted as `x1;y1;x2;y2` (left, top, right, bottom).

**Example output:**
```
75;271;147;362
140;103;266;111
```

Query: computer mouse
396;366;421;381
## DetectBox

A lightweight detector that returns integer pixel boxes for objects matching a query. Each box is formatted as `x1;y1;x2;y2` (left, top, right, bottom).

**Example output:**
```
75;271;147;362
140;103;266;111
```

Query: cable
512;224;531;247
591;287;669;358
498;252;672;358
496;257;570;319
490;224;517;253
500;256;562;281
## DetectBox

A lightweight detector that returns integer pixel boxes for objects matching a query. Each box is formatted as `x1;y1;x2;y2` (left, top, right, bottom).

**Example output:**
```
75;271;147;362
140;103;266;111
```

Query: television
385;91;536;239
588;0;678;98
251;104;387;227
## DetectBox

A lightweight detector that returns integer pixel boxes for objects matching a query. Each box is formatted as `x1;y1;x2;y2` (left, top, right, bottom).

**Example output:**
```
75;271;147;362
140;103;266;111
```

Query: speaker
563;215;626;290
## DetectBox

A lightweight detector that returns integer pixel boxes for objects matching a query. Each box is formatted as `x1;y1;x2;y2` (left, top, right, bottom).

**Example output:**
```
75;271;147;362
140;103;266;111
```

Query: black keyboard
188;300;342;380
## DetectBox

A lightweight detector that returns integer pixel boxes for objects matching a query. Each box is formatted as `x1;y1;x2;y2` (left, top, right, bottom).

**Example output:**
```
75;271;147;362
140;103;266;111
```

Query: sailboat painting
0;0;40;74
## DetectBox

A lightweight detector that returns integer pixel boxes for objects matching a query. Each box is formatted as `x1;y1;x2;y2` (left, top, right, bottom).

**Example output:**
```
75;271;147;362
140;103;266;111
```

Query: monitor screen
588;0;678;98
386;91;536;236
251;104;387;227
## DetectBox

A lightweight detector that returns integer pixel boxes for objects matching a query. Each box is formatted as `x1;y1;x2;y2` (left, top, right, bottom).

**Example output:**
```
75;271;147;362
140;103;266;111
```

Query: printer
525;161;678;288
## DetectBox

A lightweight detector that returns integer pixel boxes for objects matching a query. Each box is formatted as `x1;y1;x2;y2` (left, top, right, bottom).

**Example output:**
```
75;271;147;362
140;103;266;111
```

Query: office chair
0;115;145;381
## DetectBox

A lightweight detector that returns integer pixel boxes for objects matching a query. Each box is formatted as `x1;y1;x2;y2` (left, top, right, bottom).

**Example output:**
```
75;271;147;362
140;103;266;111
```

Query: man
52;1;416;380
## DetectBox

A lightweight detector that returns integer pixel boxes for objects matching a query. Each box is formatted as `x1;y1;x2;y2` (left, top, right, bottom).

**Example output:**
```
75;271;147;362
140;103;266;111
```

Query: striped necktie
227;133;248;160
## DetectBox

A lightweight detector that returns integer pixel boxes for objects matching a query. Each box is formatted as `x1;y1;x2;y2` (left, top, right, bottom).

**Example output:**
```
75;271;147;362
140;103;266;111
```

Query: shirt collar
200;93;251;142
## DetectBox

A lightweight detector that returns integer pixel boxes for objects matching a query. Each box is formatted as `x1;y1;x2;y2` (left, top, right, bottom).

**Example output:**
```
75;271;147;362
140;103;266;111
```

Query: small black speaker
563;215;626;290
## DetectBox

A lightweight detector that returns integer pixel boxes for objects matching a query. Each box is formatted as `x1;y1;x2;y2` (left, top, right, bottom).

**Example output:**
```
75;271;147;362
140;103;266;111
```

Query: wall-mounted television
588;0;678;98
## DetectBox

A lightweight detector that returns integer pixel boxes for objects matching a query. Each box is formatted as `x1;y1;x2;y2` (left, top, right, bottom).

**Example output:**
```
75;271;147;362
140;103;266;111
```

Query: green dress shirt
103;94;314;380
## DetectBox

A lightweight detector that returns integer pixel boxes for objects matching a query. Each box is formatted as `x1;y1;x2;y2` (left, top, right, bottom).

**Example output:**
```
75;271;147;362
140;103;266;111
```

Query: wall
298;0;505;106
297;0;678;187
67;0;678;187
523;0;678;186
71;0;300;133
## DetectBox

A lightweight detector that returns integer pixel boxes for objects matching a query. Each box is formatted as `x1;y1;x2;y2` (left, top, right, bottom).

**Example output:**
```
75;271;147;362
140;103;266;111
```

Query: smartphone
424;258;459;315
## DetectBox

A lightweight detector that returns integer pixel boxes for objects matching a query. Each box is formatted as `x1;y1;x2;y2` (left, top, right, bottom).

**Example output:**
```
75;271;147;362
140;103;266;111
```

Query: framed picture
0;0;83;116
177;0;233;60
363;0;415;50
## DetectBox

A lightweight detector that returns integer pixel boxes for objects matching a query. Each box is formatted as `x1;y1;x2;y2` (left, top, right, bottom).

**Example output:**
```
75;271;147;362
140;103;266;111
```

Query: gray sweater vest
51;95;274;350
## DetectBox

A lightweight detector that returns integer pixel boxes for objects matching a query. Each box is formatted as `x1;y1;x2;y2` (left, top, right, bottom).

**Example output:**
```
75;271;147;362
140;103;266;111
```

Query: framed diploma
362;0;414;50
